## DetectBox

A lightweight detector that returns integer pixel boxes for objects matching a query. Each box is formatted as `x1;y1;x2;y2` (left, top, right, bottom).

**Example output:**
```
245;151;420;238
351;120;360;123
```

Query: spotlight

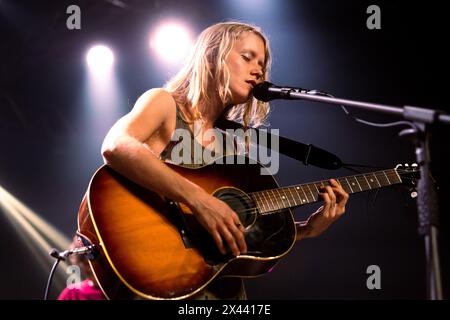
86;45;114;73
149;22;193;64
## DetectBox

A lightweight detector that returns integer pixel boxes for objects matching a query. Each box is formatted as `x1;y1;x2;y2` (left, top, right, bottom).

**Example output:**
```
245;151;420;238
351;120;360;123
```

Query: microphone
253;81;311;102
49;245;96;261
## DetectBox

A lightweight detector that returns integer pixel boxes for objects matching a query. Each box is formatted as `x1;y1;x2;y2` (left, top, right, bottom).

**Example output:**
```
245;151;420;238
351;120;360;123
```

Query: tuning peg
410;188;418;198
404;163;409;167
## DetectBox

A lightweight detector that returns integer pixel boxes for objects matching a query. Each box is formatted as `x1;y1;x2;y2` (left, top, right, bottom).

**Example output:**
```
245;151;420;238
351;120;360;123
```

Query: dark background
1;0;449;299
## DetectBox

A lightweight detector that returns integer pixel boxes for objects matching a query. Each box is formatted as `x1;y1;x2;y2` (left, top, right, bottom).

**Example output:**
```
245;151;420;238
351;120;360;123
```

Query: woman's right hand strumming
187;190;247;256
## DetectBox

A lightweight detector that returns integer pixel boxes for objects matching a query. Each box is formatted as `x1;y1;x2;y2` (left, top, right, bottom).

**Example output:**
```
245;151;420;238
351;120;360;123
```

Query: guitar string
175;170;416;216
214;171;416;210
216;177;417;211
218;181;417;216
218;179;417;217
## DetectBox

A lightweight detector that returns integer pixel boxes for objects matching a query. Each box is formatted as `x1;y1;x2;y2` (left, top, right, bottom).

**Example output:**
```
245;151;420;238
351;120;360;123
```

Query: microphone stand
44;245;96;300
281;89;448;300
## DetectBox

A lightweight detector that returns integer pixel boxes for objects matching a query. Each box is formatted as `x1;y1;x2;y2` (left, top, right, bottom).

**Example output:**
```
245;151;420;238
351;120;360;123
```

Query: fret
366;173;379;188
361;174;372;190
288;187;298;206
371;173;382;188
279;189;291;208
292;186;302;204
347;176;362;192
287;187;299;207
355;176;364;191
253;192;266;212
259;191;270;212
375;171;389;187
306;184;316;201
295;186;308;204
298;185;310;204
390;169;403;184
268;189;278;211
301;185;313;203
335;178;342;192
261;191;273;212
386;170;400;185
273;189;282;209
344;177;354;193
382;170;391;185
274;189;284;210
251;193;261;212
313;183;320;195
354;175;367;191
335;178;348;193
271;189;280;209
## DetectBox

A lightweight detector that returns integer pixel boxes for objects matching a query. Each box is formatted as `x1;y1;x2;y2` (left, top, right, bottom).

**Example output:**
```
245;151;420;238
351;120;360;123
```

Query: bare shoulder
103;88;177;146
131;88;176;120
125;87;178;132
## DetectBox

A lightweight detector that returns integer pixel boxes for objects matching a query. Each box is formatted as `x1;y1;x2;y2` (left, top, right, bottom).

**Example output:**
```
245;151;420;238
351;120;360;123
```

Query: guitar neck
250;168;403;214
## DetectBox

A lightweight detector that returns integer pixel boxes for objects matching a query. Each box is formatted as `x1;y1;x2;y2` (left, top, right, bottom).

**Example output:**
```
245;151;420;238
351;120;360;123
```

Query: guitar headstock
395;163;420;196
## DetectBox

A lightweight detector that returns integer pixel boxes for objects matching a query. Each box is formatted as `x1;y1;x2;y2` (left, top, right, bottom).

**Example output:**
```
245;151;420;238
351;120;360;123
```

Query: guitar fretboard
250;168;402;214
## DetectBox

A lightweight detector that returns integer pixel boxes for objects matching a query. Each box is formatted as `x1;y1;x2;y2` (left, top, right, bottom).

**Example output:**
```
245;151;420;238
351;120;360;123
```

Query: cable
307;90;418;131
44;248;64;300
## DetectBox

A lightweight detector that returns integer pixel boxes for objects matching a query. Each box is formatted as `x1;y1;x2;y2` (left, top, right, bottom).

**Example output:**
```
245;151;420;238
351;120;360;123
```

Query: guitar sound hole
214;188;257;228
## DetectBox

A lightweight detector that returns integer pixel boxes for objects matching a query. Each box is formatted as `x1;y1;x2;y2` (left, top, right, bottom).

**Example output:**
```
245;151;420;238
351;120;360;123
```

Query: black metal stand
404;123;443;299
272;88;448;300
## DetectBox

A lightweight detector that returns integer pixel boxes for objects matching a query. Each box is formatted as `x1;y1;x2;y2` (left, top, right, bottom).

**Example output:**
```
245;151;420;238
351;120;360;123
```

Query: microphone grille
252;81;274;102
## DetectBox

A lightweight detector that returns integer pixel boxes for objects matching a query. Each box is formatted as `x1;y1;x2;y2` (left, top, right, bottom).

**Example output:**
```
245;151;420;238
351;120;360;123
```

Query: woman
101;21;349;299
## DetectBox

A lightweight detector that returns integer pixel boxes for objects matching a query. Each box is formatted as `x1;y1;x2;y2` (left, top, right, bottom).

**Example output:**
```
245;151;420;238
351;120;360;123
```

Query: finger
231;213;246;232
319;192;332;218
329;179;341;187
323;185;336;204
322;187;339;218
211;230;226;255
331;193;348;218
332;186;349;206
230;213;247;252
227;219;247;254
219;226;240;256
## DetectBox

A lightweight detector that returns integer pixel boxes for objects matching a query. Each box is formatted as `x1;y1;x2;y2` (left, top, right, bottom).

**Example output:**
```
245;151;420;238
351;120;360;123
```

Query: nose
250;64;263;80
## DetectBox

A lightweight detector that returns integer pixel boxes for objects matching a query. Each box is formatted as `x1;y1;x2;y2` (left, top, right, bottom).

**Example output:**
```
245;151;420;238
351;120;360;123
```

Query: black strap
214;117;343;170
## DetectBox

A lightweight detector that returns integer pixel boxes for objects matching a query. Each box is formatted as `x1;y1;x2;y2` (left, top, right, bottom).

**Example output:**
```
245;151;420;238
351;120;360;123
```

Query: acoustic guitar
77;155;418;300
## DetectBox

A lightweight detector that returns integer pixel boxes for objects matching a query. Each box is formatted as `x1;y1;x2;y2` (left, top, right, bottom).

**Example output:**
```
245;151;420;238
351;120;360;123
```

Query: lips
246;80;257;88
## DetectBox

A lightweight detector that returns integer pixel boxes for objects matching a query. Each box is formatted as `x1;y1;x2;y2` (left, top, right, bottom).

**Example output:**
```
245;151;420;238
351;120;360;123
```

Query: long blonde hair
164;21;271;128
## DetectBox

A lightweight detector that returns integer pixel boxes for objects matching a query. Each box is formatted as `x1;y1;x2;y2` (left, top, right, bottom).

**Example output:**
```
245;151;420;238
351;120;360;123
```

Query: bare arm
101;89;201;206
101;89;246;256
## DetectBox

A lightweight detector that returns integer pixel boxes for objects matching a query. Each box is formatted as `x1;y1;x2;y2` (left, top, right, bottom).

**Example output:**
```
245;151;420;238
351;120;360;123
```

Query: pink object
57;279;106;300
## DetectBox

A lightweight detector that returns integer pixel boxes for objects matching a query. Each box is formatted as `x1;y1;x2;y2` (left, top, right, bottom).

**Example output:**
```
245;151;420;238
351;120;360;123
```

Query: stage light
86;45;114;73
83;43;124;152
0;186;71;289
149;22;193;64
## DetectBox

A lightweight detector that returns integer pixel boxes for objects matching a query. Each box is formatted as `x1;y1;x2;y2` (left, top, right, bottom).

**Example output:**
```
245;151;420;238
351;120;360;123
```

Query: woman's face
225;32;265;105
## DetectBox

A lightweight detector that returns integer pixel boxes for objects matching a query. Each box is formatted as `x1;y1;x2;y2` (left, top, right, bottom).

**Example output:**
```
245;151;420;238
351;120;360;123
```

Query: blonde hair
164;21;271;128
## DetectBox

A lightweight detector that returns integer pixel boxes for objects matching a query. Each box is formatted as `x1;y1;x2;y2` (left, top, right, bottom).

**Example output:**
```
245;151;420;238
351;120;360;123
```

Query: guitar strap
214;116;343;170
